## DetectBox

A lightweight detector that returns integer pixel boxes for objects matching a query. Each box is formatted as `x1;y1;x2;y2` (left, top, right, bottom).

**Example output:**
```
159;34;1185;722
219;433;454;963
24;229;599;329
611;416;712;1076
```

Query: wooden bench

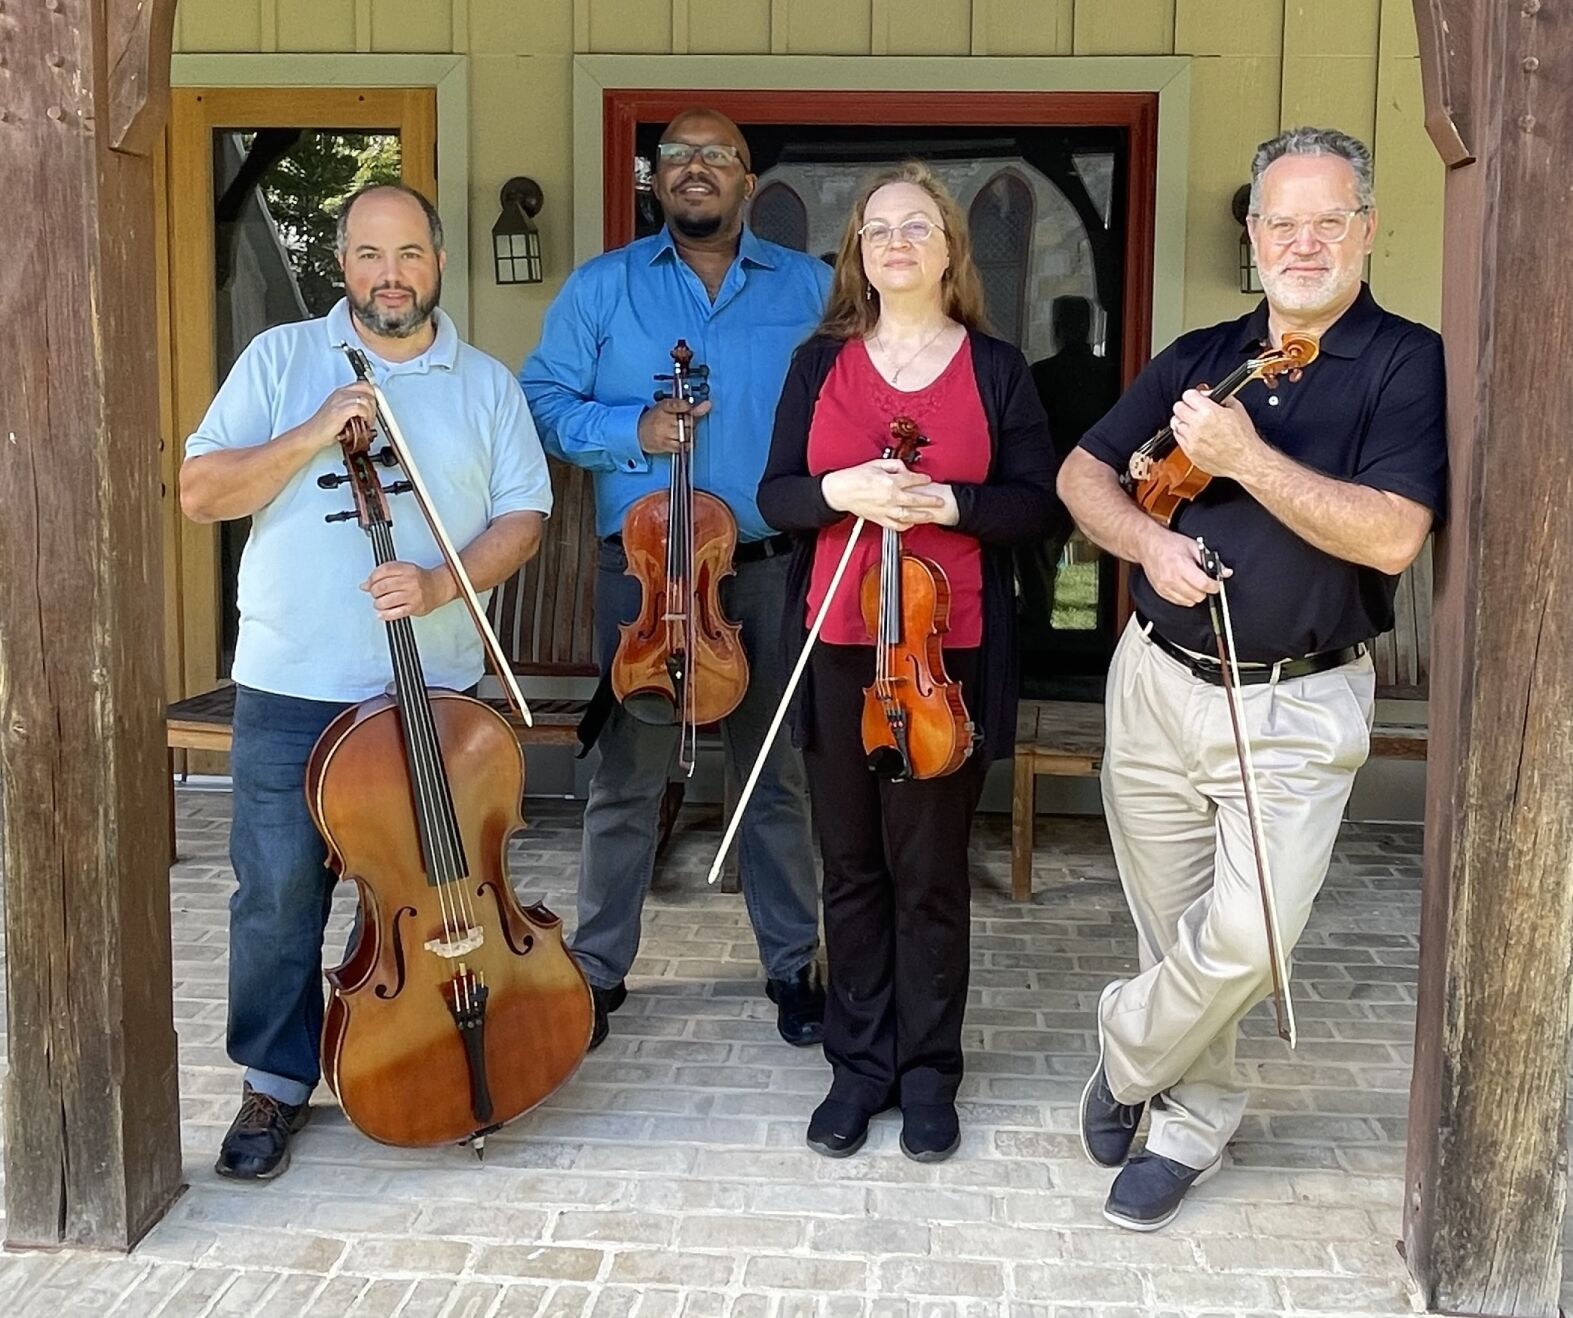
166;684;740;891
1010;700;1429;902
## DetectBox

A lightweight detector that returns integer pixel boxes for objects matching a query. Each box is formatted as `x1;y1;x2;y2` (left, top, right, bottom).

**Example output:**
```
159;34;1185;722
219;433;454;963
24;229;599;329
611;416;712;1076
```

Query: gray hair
1249;127;1374;212
334;182;445;257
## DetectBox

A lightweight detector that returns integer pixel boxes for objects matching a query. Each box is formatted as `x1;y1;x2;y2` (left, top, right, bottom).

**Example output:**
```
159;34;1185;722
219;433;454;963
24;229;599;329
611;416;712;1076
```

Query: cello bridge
425;926;485;958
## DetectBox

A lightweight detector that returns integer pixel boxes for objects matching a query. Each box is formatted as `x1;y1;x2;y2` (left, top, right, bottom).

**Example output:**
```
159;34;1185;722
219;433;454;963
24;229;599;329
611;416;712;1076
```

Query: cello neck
355;456;470;887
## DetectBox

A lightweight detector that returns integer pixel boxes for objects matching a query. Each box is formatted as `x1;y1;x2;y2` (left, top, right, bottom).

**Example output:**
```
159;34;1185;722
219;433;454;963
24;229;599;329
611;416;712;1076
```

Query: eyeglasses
656;142;744;168
1249;207;1371;245
857;217;945;248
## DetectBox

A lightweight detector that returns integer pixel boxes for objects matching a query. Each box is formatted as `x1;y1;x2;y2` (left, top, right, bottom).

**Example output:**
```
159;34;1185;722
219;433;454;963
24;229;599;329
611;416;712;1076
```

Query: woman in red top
758;163;1063;1161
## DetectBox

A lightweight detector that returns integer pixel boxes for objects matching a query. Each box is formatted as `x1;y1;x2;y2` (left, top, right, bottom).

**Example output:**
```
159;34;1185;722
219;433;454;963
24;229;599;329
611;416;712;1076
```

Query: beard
350;276;441;338
668;210;724;239
1258;259;1361;315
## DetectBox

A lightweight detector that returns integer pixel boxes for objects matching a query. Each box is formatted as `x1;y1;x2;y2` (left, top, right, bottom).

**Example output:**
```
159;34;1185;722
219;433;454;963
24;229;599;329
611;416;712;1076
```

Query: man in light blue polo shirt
181;183;553;1181
521;108;829;1051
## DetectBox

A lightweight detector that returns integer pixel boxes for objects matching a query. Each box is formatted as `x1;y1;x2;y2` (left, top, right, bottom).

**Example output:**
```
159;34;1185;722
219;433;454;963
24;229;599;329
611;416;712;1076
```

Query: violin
309;349;591;1153
611;340;749;772
1123;332;1319;525
859;417;974;781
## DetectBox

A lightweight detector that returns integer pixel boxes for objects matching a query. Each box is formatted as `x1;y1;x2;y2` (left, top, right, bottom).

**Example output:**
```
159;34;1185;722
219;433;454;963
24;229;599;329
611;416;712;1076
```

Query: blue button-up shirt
520;226;831;542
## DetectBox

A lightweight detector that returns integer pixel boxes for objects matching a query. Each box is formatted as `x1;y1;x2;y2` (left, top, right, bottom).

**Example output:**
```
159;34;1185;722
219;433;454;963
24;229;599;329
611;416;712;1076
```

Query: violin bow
339;346;534;727
704;517;869;886
1196;538;1297;1047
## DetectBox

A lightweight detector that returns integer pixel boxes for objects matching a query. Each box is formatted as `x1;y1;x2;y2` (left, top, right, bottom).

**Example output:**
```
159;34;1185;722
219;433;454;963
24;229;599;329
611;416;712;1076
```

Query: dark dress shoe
215;1084;310;1181
1081;980;1145;1168
1104;1152;1221;1231
765;962;826;1046
899;1102;960;1162
588;980;628;1051
806;1097;873;1158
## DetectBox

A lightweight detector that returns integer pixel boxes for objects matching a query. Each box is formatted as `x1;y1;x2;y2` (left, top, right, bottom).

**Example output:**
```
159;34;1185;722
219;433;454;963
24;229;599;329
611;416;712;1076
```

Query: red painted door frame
600;88;1159;389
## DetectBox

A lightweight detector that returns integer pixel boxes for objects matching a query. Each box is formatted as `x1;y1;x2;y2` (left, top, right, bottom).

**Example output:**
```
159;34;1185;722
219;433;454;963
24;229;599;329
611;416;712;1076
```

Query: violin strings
682;414;697;772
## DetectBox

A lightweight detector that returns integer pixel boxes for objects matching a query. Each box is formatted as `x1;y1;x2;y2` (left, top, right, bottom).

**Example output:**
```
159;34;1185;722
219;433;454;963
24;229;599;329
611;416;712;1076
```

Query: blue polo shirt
184;299;554;702
1079;284;1446;661
519;225;831;542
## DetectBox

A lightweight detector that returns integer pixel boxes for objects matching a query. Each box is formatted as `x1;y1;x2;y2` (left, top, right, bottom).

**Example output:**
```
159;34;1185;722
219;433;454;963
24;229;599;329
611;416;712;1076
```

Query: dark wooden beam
1405;2;1573;1313
0;0;183;1248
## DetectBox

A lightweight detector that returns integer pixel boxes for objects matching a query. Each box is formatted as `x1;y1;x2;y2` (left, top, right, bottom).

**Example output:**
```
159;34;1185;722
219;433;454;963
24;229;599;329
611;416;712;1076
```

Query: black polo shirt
1078;283;1446;661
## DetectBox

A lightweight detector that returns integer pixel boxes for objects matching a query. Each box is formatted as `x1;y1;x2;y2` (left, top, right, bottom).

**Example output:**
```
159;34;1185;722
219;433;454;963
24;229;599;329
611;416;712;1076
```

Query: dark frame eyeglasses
656;142;745;169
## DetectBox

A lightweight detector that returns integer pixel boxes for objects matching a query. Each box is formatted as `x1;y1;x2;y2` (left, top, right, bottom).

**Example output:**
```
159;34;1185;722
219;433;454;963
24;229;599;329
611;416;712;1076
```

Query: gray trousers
1098;619;1375;1168
570;544;820;990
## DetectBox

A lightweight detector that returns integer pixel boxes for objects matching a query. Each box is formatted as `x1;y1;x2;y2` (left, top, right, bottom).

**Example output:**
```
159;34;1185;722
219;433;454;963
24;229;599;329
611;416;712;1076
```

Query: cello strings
371;522;461;941
376;527;466;934
372;519;475;937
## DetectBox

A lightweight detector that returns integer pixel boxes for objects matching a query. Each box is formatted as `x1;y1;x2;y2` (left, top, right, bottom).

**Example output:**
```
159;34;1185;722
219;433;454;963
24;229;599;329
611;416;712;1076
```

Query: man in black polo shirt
1057;126;1446;1231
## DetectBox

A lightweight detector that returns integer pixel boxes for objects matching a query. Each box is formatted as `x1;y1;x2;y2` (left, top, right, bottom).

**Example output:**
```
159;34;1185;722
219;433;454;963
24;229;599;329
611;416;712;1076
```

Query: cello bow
340;346;534;727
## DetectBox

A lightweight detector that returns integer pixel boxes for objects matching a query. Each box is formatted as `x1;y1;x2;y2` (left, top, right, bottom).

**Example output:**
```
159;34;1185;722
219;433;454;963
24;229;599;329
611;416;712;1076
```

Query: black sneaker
588;980;628;1051
765;963;826;1046
1080;979;1145;1168
1104;1151;1221;1231
899;1102;960;1163
214;1084;310;1181
806;1097;874;1158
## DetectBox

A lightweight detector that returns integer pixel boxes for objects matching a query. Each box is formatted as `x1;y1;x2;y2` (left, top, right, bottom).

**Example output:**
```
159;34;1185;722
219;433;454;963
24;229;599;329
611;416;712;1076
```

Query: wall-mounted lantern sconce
492;177;544;285
1232;184;1262;295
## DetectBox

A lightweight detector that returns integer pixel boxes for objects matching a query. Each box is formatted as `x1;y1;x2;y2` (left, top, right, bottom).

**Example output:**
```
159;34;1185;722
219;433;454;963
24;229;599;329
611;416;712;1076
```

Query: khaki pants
1098;618;1375;1169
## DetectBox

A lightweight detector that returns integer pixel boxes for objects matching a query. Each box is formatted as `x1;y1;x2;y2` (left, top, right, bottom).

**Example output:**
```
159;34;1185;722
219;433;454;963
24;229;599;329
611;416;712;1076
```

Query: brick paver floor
0;787;1553;1316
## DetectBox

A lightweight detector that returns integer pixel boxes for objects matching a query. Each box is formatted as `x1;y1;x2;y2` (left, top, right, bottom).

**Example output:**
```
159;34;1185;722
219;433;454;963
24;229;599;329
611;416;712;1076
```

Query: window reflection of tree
968;171;1034;347
749;180;809;252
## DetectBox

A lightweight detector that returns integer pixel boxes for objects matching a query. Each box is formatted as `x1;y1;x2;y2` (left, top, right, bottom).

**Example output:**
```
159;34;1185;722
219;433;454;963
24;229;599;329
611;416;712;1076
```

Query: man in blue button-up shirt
522;109;830;1051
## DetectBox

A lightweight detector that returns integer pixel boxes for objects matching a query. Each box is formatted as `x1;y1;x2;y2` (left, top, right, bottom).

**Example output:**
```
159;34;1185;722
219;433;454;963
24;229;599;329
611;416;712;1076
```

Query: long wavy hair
817;161;991;341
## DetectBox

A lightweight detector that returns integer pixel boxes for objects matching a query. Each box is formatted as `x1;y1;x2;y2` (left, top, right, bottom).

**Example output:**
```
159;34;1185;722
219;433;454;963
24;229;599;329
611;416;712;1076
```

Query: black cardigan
757;330;1068;763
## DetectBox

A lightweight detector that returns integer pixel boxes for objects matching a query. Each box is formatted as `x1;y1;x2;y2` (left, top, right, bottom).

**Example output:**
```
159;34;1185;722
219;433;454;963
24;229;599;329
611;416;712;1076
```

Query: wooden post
0;0;183;1248
1405;2;1573;1313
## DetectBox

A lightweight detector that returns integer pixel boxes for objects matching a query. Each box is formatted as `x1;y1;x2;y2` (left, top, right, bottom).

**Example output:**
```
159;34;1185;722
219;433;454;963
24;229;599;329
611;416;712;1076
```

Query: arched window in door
969;171;1035;347
749;180;809;252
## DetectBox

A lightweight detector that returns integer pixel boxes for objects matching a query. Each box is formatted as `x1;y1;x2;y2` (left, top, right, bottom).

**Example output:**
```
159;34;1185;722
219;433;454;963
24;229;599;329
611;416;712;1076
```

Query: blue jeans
226;686;353;1105
571;544;820;989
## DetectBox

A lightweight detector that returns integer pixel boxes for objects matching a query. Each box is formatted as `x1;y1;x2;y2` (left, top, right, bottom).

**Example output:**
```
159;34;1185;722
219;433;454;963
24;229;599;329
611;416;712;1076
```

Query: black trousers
805;643;987;1109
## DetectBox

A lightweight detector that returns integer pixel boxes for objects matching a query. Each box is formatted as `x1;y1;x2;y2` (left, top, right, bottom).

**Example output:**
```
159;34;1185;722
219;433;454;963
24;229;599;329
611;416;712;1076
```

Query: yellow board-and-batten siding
172;0;1440;350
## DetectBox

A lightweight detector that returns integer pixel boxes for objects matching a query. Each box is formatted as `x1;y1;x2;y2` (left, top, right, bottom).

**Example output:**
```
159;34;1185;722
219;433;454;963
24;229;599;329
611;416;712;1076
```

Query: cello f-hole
373;905;419;1000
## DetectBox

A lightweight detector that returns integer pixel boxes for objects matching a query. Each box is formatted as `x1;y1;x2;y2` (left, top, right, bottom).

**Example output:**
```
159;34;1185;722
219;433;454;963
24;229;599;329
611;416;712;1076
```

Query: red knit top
805;339;990;646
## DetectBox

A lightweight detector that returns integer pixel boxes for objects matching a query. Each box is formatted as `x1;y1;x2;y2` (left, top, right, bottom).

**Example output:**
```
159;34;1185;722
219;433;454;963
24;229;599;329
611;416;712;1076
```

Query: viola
859;417;974;781
309;350;591;1153
611;340;749;772
1123;332;1319;525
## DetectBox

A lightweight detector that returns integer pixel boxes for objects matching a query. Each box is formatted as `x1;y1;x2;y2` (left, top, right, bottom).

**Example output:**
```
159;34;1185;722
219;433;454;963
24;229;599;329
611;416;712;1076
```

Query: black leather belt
1137;614;1365;686
733;533;794;564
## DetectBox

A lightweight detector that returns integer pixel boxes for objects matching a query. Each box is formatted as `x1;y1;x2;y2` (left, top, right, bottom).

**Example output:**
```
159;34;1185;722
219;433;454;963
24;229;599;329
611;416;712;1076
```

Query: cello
1123;332;1318;525
859;417;974;781
308;348;592;1152
611;340;749;773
